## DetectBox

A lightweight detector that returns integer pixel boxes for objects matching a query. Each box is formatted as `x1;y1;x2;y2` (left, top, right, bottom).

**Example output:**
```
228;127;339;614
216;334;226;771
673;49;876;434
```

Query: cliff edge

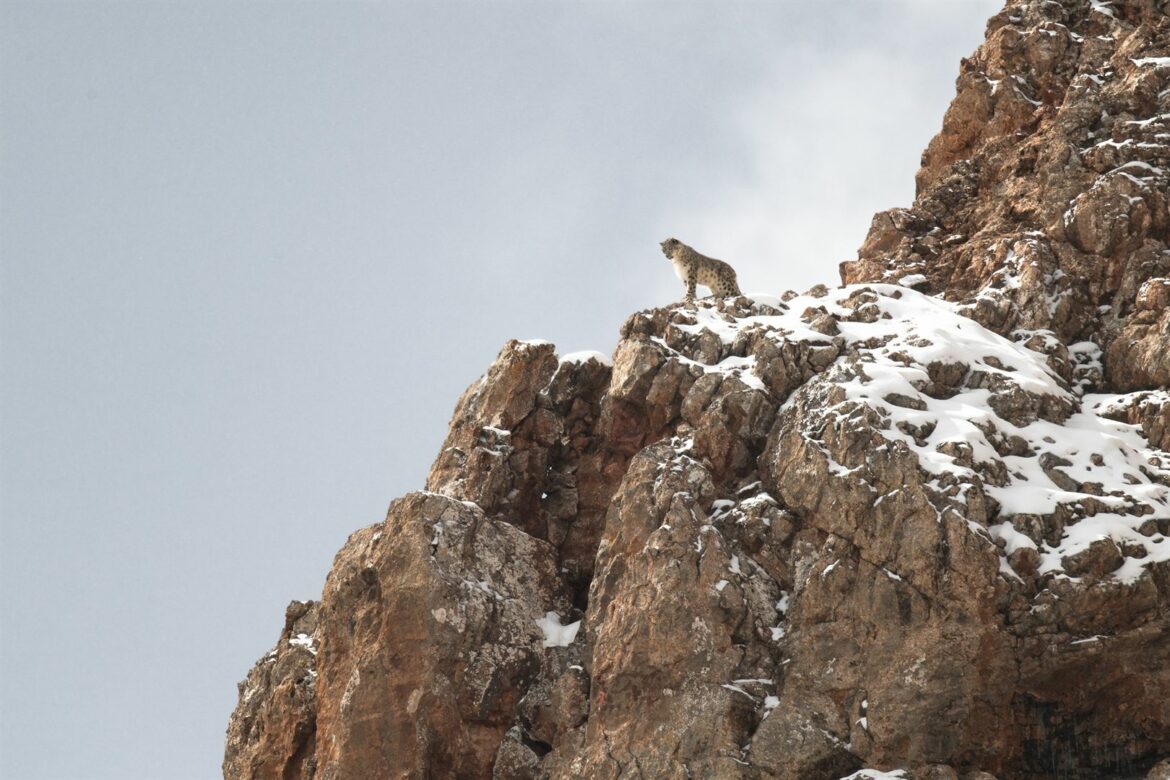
225;2;1170;778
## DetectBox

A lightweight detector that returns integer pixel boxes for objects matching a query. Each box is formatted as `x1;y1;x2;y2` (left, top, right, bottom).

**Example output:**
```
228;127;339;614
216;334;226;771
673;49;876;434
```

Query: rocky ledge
226;1;1170;778
226;285;1170;780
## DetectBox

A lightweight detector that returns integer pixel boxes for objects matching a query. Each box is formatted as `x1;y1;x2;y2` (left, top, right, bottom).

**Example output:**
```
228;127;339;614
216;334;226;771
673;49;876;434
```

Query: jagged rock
224;600;319;780
313;492;571;779
227;2;1170;778
560;443;774;778
1108;307;1170;391
841;0;1170;356
1061;536;1125;579
426;341;622;597
756;364;1013;776
228;284;1170;780
492;727;541;780
1096;390;1170;451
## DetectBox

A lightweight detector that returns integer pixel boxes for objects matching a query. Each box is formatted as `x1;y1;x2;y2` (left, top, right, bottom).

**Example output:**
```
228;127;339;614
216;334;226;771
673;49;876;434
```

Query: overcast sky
1;2;1000;777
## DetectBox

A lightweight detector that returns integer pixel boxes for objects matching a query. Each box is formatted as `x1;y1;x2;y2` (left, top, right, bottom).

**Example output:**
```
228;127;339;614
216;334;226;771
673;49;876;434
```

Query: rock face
226;2;1170;779
840;0;1170;391
225;600;319;780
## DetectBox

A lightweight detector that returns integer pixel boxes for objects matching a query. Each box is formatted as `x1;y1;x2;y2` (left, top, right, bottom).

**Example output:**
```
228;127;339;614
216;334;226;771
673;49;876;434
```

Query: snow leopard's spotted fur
660;238;742;302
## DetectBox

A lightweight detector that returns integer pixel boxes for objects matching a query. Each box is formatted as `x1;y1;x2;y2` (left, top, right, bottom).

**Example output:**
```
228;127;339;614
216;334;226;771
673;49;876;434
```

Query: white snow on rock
666;284;1170;584
288;633;317;655
558;350;612;367
720;683;755;701
535;611;581;648
1089;0;1118;20
651;335;768;392
840;771;908;780
729;554;742;575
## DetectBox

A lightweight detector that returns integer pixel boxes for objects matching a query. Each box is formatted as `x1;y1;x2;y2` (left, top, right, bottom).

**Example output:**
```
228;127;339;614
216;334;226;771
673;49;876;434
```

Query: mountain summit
225;2;1170;778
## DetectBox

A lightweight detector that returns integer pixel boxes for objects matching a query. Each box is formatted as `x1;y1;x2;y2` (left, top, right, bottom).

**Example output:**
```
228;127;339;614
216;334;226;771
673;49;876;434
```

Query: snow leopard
660;238;742;302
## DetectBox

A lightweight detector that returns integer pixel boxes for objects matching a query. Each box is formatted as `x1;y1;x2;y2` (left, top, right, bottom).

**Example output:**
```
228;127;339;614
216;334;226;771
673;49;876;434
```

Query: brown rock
1137;278;1170;312
492;728;540;780
840;1;1170;356
228;3;1170;779
313;493;570;779
425;340;626;596
920;767;959;780
1062;537;1125;579
1107;309;1170;391
567;443;777;778
224;600;319;780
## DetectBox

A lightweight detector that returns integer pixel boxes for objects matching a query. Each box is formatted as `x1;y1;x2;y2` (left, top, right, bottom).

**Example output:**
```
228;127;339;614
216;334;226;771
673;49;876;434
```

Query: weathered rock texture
840;0;1170;391
226;2;1170;779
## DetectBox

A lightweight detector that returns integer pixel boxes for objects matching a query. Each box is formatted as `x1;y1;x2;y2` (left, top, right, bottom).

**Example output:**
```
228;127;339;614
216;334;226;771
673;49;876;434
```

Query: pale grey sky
1;2;999;777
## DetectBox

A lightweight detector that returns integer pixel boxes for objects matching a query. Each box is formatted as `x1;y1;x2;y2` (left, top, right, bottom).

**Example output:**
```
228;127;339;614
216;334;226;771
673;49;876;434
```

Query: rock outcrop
840;0;1170;390
226;1;1170;778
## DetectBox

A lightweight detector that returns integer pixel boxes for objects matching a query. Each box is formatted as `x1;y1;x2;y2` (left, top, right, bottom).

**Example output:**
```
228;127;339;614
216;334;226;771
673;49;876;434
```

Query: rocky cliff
224;1;1170;778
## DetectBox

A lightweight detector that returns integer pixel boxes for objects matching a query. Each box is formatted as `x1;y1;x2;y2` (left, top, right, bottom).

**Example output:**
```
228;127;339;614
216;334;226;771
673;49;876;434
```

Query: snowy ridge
661;284;1170;584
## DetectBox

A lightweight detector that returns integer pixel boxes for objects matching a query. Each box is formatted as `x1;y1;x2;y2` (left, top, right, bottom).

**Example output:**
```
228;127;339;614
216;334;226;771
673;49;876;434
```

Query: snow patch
559;350;612;366
535;612;581;648
288;633;317;655
1089;0;1117;19
665;285;1170;584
